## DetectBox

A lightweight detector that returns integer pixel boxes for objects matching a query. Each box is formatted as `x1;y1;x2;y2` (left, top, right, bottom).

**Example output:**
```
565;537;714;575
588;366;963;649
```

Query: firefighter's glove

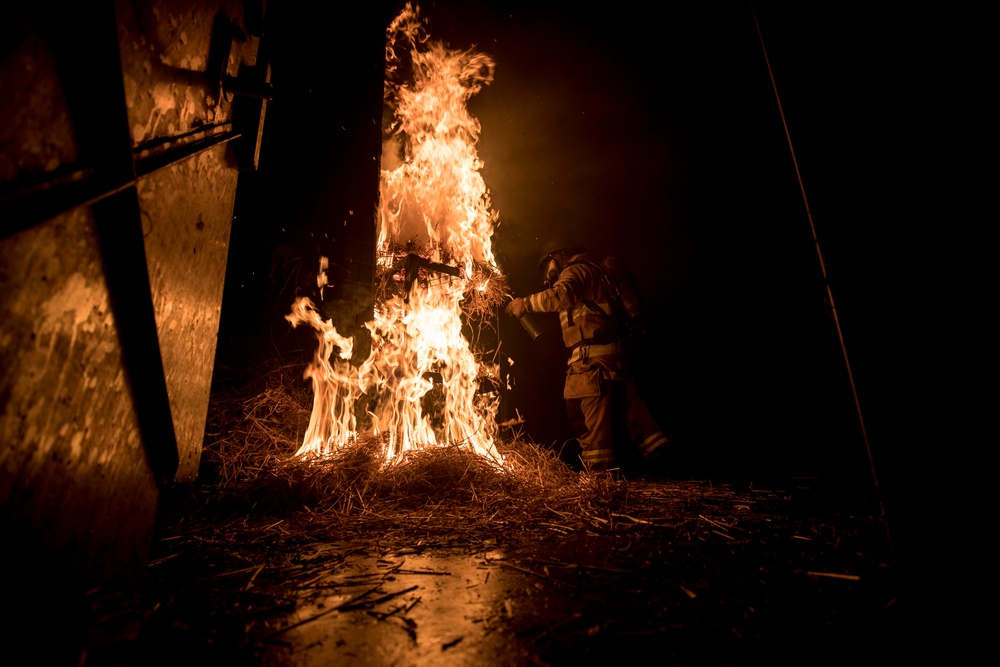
505;297;530;319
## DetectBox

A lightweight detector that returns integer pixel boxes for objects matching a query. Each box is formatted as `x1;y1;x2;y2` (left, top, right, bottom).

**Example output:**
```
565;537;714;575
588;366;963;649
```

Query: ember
286;2;506;464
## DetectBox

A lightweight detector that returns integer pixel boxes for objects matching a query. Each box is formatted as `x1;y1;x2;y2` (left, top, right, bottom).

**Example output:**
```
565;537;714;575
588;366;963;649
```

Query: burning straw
185;360;630;549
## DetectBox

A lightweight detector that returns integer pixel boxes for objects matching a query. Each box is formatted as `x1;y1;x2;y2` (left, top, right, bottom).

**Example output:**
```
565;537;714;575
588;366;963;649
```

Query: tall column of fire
286;3;506;464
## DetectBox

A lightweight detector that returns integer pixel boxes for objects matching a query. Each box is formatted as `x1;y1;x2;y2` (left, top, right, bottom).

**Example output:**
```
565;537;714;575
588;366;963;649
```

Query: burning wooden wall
1;0;268;591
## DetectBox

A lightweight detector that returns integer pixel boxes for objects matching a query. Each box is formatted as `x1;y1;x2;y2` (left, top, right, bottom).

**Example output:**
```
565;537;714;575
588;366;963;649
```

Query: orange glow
286;3;504;465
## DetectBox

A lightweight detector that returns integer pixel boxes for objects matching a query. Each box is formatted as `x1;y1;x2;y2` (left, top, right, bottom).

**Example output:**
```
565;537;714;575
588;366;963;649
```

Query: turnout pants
563;355;668;471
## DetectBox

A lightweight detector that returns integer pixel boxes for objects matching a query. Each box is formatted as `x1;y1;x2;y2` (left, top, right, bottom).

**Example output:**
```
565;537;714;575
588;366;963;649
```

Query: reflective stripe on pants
580;447;616;471
565;363;667;470
638;431;670;460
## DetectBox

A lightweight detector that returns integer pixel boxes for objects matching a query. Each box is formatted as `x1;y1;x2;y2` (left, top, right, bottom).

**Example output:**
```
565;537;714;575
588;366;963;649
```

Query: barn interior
1;1;963;664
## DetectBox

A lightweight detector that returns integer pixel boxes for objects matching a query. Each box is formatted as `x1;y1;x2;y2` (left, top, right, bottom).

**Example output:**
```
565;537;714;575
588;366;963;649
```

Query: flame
286;3;505;465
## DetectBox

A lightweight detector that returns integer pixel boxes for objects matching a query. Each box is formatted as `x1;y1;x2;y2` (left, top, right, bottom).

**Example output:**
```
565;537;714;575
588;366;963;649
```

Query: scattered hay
198;359;313;486
171;358;643;554
85;358;895;666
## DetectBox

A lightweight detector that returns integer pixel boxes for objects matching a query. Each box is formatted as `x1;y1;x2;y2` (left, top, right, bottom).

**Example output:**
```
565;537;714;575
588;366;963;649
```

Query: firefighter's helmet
536;239;584;269
537;239;584;288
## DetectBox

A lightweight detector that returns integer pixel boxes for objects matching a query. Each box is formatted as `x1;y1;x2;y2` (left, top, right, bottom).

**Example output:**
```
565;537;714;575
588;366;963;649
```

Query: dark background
218;2;970;594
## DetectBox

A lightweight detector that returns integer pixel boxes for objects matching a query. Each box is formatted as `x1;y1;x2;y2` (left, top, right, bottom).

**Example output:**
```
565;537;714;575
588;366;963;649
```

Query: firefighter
505;241;670;472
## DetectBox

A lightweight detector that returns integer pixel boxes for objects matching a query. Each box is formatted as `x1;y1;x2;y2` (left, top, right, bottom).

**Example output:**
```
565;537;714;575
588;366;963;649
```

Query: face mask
542;257;560;289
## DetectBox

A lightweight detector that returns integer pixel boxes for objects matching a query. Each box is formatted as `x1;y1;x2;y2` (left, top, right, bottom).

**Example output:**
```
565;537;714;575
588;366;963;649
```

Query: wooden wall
0;0;266;599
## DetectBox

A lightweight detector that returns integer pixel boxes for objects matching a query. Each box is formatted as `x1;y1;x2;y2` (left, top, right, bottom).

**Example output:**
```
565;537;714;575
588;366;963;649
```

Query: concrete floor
259;548;526;666
76;480;906;666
